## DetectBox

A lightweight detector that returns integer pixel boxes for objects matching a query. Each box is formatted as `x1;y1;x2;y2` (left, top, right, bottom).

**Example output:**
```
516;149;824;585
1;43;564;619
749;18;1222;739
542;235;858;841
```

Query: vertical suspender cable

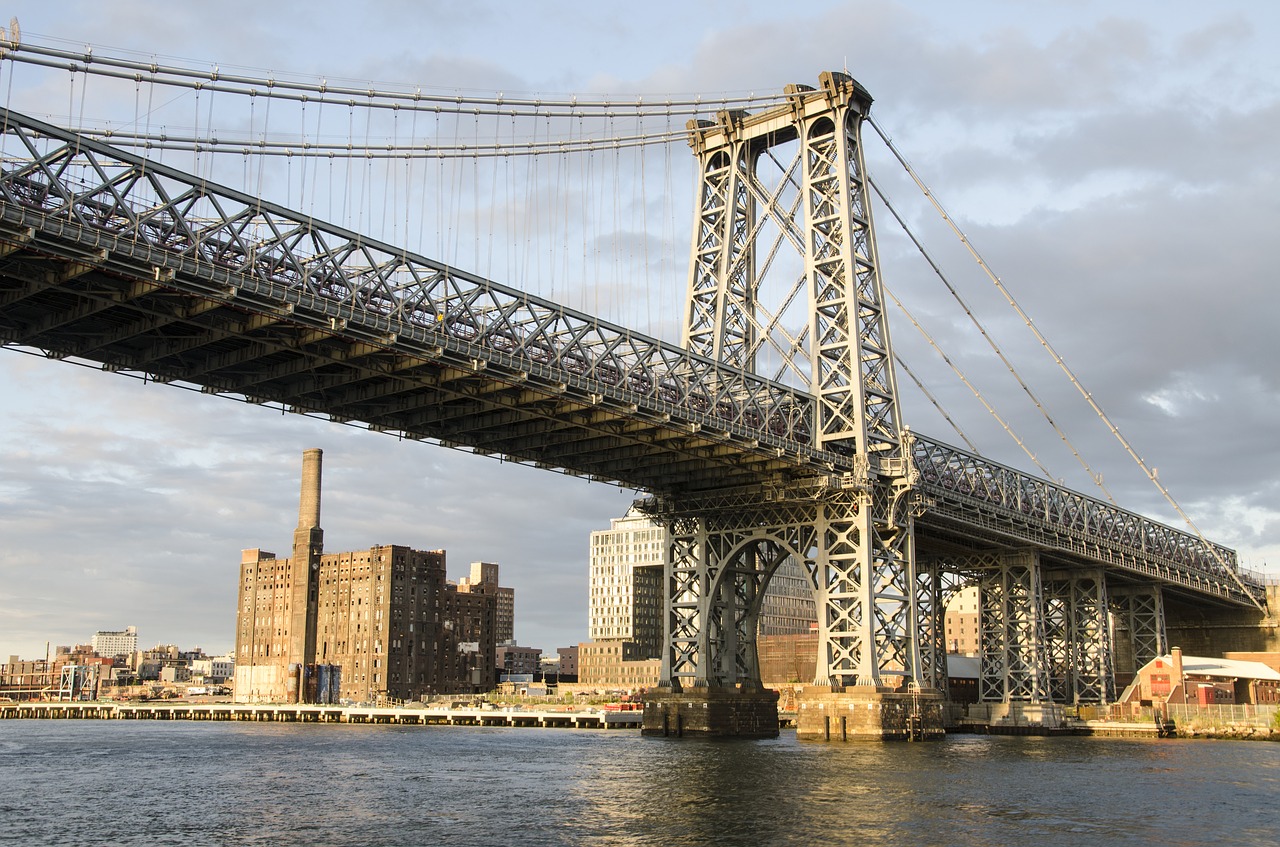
869;117;1265;611
871;175;1116;503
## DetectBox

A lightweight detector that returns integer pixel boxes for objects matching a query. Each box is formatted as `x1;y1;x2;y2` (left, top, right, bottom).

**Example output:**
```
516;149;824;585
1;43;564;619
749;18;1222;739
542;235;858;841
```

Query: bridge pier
796;686;946;741
641;685;780;738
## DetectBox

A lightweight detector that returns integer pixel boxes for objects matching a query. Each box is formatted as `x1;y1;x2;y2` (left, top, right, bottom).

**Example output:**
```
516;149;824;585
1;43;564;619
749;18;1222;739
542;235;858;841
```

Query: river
1;721;1277;846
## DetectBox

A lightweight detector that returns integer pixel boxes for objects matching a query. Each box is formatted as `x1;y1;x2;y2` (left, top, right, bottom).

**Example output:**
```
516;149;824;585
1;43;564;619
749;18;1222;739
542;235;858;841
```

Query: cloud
2;0;1278;664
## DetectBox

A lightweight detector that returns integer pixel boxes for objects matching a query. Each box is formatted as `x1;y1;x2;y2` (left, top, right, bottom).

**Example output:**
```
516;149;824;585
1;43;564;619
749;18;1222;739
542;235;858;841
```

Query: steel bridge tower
642;72;943;739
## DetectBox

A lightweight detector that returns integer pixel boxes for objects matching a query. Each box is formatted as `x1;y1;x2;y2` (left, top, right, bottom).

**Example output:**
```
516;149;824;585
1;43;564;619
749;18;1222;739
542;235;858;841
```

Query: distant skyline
2;0;1278;660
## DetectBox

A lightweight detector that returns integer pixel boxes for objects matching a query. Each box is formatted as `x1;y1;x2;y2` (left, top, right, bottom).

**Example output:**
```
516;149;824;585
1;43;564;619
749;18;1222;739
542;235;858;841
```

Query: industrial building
234;450;497;704
457;561;516;645
1121;647;1280;706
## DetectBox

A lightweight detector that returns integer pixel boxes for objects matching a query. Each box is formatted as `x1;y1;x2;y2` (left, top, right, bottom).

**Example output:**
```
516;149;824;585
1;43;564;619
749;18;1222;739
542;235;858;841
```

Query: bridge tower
642;72;944;739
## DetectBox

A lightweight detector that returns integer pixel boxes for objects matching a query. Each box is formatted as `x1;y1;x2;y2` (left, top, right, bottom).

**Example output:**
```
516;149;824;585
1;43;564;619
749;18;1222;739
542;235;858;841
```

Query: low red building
1122;647;1280;706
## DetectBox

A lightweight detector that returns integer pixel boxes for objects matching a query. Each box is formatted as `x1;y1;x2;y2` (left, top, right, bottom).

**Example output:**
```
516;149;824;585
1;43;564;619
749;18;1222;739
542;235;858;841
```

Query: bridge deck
0;108;1263;608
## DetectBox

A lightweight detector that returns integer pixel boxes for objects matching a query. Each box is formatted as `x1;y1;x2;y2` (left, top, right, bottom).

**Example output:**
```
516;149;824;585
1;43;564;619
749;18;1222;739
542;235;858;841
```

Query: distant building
457;561;516;645
190;655;235;683
1122;647;1280;706
496;644;542;679
556;646;579;681
944;586;979;655
0;657;53;701
91;626;138;659
234;450;499;704
578;641;660;692
758;631;819;686
440;585;498;694
588;508;664;655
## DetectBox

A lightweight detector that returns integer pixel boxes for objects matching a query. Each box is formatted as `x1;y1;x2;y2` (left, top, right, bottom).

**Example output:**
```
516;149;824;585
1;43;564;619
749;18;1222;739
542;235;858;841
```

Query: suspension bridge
0;31;1269;738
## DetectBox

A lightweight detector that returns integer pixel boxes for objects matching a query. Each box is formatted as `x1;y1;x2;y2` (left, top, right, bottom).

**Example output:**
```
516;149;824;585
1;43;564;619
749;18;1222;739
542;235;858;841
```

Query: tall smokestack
288;448;325;700
298;448;323;529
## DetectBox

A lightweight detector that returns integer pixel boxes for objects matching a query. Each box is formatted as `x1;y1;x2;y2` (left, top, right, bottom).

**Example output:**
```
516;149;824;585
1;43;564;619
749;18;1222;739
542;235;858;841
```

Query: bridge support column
648;511;803;737
1043;570;1115;704
795;685;945;741
1110;586;1167;682
976;551;1065;726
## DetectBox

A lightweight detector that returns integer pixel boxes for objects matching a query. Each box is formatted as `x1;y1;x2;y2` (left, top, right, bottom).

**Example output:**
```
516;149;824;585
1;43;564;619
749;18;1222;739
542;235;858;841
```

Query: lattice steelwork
1111;587;1168;673
660;501;818;690
673;72;920;689
916;565;969;694
978;551;1050;703
913;435;1260;607
0;78;1267;719
1043;571;1114;704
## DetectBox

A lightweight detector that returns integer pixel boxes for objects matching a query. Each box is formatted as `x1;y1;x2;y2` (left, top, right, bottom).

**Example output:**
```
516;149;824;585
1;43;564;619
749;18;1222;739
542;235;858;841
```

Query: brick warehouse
235;450;496;703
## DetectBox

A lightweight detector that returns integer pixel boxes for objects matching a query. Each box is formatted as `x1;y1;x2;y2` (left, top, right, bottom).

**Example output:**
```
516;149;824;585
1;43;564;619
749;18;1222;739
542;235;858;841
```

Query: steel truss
1111;586;1168;674
975;551;1051;702
922;552;1118;705
1043;570;1114;704
673;72;920;690
916;565;969;695
0;107;834;495
913;435;1263;607
0;105;1260;609
655;488;926;692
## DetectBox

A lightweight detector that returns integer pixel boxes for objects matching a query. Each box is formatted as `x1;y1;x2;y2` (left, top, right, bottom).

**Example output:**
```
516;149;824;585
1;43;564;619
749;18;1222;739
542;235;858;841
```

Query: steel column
978;551;1050;703
1043;570;1114;704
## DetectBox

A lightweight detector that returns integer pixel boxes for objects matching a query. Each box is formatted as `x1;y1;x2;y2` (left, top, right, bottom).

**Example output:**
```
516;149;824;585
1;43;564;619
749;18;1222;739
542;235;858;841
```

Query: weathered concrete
1166;585;1280;657
796;686;946;741
642;686;780;738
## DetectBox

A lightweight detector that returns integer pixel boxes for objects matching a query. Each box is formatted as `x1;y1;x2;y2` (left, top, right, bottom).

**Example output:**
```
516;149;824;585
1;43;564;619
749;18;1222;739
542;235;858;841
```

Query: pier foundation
642;686;780;738
796;686;946;741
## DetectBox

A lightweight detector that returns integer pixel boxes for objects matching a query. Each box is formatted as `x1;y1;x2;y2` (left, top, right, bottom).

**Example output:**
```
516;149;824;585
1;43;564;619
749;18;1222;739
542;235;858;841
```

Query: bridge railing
0;108;819;456
912;434;1261;599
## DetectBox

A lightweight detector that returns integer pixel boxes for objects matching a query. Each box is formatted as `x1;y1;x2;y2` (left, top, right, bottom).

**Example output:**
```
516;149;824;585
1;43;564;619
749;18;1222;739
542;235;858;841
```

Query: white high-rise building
587;508;817;658
91;626;138;658
589;508;664;658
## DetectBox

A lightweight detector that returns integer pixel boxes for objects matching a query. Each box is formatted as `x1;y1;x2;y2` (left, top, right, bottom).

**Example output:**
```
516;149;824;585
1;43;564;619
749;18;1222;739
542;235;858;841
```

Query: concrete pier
641;686;780;738
796;686;946;741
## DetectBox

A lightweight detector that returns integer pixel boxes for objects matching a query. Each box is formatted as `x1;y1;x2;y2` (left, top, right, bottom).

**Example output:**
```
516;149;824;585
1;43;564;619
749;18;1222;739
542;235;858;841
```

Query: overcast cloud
1;0;1276;660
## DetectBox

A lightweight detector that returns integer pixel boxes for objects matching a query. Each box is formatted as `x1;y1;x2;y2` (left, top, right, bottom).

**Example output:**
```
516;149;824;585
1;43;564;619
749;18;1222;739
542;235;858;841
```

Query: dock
0;701;643;729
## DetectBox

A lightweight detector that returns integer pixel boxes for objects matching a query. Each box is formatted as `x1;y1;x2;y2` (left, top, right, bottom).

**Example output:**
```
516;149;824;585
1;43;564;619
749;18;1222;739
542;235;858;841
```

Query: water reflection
1;722;1278;846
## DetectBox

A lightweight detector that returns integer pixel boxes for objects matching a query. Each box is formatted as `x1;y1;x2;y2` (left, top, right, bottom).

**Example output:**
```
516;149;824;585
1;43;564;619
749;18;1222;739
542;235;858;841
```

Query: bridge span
0;75;1267;739
0;109;1255;602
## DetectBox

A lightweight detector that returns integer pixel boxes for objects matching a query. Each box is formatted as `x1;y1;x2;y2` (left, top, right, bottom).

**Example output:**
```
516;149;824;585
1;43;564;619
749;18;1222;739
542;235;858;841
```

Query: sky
0;0;1277;661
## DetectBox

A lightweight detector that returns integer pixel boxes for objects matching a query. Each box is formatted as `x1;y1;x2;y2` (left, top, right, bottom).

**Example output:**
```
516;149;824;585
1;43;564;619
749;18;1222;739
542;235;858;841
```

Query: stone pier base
796;686;946;741
642;686;780;738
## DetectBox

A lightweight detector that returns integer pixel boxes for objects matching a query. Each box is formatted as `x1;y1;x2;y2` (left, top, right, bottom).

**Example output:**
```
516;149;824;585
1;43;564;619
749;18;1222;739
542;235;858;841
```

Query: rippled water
2;721;1278;846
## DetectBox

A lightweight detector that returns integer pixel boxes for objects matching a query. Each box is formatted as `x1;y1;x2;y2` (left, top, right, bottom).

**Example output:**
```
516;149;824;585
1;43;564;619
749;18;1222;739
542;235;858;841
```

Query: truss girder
0;101;1264;613
913;434;1263;607
0;108;826;465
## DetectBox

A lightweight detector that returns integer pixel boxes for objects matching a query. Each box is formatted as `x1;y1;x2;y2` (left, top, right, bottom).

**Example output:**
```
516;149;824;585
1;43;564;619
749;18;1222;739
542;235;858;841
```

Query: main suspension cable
0;36;789;119
870;175;1117;504
869;116;1265;610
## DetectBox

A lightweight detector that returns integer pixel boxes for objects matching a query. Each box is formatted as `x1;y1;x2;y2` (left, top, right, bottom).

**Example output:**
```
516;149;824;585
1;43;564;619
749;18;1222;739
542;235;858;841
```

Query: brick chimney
287;449;324;697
